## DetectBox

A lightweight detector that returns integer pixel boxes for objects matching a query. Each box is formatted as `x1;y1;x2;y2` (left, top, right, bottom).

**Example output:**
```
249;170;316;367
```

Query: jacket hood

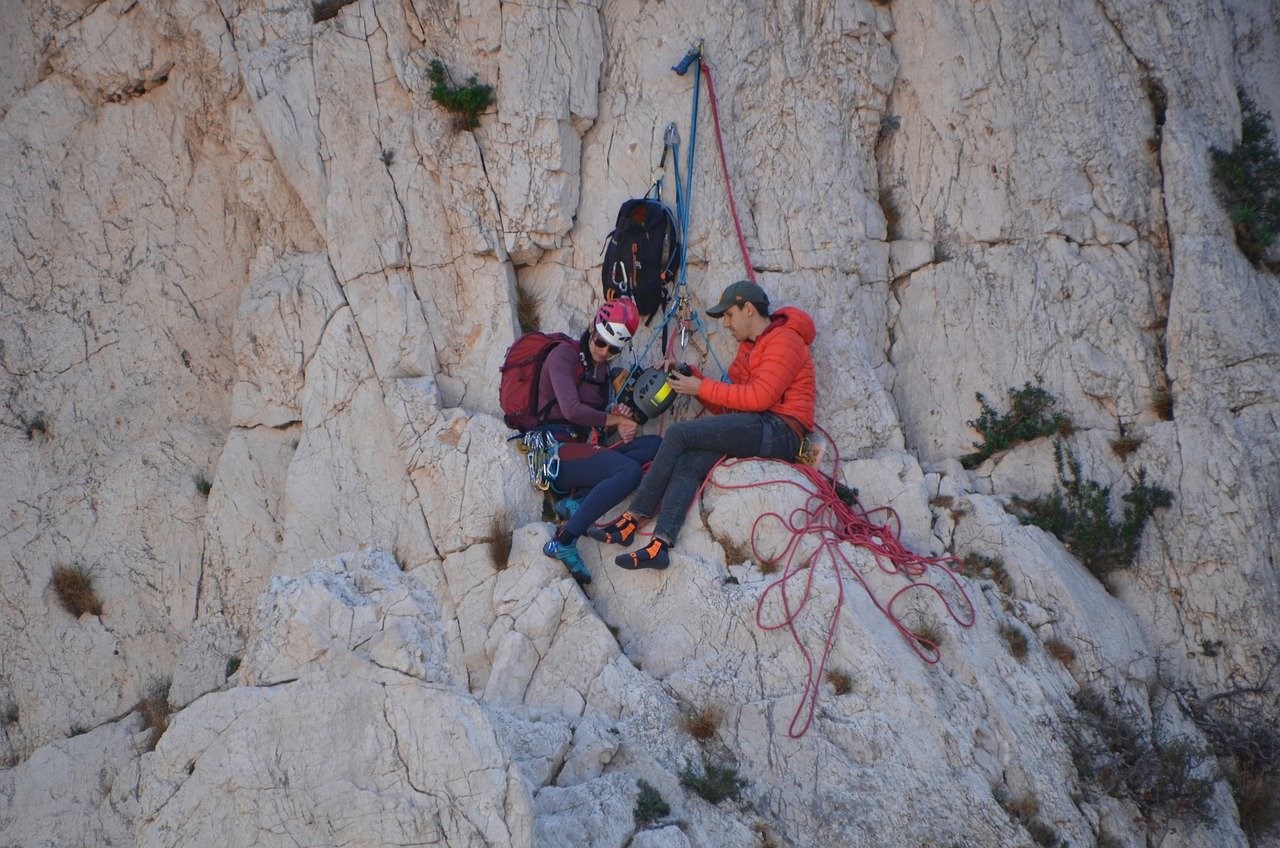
762;306;817;346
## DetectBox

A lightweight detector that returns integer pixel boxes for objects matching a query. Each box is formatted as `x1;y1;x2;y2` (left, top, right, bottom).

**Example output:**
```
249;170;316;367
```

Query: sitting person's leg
599;414;767;543
613;413;770;569
558;438;660;541
614;447;720;570
544;437;662;583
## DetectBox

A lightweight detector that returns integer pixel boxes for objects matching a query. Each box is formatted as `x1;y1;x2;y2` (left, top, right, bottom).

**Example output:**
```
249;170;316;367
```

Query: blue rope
620;42;728;387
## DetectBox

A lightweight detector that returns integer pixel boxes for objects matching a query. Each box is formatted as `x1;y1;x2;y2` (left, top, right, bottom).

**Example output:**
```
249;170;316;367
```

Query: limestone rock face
2;0;1278;846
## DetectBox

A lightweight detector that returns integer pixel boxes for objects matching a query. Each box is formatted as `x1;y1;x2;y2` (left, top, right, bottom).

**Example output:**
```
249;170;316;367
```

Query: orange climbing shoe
586;511;640;546
615;537;670;570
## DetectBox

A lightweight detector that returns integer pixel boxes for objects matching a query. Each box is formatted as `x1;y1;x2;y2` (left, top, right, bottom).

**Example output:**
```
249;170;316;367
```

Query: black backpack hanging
601;197;681;323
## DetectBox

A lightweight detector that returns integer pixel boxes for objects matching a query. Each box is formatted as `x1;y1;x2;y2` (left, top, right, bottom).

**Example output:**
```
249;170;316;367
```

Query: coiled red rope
701;425;976;737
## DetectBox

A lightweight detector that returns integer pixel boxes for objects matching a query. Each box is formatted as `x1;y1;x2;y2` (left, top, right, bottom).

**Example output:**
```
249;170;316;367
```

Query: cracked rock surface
1;0;1277;846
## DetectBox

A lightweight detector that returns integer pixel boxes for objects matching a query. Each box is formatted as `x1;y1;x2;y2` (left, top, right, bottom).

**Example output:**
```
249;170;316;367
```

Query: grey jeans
629;412;801;542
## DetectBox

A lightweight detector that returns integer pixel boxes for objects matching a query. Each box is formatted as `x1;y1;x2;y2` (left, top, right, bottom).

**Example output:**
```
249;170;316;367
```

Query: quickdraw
518;429;561;491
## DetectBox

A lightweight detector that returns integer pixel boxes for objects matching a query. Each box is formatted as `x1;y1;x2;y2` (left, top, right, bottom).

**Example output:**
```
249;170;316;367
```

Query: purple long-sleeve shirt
538;340;609;429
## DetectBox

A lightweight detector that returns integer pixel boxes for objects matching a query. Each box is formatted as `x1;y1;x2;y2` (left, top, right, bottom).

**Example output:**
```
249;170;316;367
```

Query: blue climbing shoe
543;537;592;585
553;497;582;520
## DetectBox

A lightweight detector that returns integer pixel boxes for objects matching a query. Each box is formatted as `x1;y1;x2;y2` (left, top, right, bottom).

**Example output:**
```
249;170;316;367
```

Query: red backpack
498;332;579;431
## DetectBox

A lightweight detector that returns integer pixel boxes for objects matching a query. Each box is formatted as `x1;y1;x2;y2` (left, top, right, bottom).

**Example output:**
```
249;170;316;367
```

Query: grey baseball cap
705;280;769;317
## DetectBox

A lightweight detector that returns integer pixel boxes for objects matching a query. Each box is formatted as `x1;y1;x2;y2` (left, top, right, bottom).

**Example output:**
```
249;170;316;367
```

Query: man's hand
667;371;702;396
611;404;634;420
616;418;638;442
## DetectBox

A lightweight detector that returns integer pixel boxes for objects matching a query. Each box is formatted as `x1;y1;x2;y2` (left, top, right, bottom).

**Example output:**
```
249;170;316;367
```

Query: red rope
700;59;756;284
700;425;976;737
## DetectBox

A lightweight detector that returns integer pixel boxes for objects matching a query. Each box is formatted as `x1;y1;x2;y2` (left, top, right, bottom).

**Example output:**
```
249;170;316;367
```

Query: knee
621;461;643;490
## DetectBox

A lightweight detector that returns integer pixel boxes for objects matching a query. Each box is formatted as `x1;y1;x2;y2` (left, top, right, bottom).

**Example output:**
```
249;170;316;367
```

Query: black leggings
555;435;662;538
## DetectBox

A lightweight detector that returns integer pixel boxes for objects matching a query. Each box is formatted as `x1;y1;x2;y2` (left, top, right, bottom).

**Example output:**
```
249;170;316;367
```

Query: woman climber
538;297;662;584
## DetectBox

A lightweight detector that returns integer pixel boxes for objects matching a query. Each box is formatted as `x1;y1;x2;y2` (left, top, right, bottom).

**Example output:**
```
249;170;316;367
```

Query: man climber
589;279;817;569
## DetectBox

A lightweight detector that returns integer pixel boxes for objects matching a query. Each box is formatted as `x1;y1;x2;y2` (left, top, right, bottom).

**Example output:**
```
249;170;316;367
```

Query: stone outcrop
2;0;1277;845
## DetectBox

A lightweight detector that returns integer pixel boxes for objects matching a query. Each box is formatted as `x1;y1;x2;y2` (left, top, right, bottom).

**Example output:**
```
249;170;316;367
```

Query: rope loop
704;424;975;737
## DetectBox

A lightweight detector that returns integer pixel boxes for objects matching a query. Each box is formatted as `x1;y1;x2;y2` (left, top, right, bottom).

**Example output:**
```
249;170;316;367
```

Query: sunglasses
591;334;621;356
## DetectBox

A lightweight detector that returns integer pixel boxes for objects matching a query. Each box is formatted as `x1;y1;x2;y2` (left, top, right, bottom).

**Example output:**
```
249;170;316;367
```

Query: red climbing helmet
593;298;640;348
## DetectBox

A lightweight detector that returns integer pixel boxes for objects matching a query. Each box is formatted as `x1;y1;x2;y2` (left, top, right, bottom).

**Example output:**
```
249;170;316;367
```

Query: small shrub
224;656;241;679
1210;92;1280;270
717;536;753;567
825;668;854;696
634;779;670;827
964;552;1013;595
960;381;1073;469
1187;682;1280;840
516;284;540;334
195;473;213;498
427;60;494;131
1015;443;1173;580
999;622;1029;660
139;677;173;751
1069;687;1215;820
684;705;719;742
26;414;47;440
50;564;103;617
68;725;88;737
1044;637;1076;666
3;703;17;725
487;512;512;571
379;148;395;166
680;760;747;805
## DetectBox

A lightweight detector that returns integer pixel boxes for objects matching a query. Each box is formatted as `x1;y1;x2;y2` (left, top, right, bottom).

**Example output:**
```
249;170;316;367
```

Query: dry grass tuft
825;668;854;696
913;615;946;650
964;552;1014;595
516;284;541;334
1151;387;1174;421
999;622;1029;660
718;536;754;567
930;495;954;509
1110;434;1144;459
51;564;103;618
139;678;172;751
1044;637;1077;665
683;706;720;742
751;821;783;847
757;560;780;576
487;512;512;571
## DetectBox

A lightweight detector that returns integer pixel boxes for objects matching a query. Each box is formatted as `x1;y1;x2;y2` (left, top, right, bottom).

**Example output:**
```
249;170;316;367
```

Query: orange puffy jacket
694;306;817;431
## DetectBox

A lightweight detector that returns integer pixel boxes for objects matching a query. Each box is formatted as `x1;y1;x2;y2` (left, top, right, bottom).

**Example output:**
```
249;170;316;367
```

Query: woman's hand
616;418;638;442
611;404;634;420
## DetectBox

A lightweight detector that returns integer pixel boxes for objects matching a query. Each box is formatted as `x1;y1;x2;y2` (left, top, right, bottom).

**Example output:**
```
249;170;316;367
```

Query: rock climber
540;298;662;584
589;280;816;569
